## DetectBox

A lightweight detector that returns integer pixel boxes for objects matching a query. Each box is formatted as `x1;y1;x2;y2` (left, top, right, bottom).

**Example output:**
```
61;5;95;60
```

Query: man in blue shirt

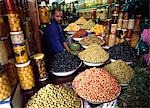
42;8;71;55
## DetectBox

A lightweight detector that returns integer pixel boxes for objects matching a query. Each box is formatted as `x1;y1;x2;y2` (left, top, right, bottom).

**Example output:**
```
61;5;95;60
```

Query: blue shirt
42;20;65;54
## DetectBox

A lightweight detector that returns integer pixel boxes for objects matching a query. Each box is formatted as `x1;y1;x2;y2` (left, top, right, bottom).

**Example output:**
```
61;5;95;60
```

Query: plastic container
13;43;28;64
0;39;8;65
128;19;135;29
38;1;50;24
122;20;128;29
32;53;48;81
10;31;25;44
117;19;123;29
110;24;117;34
0;65;11;101
4;58;18;87
7;13;21;32
15;61;35;90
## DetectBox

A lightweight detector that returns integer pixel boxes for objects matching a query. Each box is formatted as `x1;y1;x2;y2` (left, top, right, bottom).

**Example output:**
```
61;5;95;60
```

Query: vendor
42;8;71;55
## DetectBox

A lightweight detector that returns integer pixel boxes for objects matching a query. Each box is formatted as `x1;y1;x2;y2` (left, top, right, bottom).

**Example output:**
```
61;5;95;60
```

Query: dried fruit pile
26;84;81;108
72;68;121;103
104;60;134;84
78;44;109;63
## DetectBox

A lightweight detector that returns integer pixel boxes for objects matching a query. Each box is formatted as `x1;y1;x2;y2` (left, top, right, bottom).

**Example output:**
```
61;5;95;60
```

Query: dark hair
51;8;62;16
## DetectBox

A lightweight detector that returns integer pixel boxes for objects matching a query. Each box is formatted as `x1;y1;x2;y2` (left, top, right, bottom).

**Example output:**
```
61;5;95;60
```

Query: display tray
79;40;105;49
51;62;82;76
80;91;120;105
83;61;104;66
72;37;83;41
66;31;76;35
102;46;110;49
110;59;133;64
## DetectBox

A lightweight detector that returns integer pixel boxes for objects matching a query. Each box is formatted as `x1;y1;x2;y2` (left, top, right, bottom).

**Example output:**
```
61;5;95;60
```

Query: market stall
0;0;149;108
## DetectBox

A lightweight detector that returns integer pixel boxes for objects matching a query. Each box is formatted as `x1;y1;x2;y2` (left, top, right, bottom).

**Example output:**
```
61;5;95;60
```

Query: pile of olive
26;84;81;108
51;51;81;72
108;41;137;62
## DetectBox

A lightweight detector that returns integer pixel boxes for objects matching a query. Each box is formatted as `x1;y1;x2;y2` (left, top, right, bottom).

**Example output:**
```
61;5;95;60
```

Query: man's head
52;8;63;23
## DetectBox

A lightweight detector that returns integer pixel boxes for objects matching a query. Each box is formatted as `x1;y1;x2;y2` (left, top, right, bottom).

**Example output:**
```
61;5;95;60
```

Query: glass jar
4;58;18;87
10;31;25;44
0;39;8;65
123;12;129;20
114;4;120;14
108;33;116;47
39;1;50;24
128;19;135;29
7;13;21;32
118;11;124;19
110;24;117;34
133;15;141;32
0;65;11;101
117;19;123;29
130;32;140;48
122;29;127;38
33;53;48;81
13;43;28;64
122;20;128;29
112;14;118;24
126;29;133;39
15;61;35;90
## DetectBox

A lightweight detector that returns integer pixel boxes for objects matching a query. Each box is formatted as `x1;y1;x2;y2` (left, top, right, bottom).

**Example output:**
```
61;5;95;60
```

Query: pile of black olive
50;51;81;72
108;41;137;62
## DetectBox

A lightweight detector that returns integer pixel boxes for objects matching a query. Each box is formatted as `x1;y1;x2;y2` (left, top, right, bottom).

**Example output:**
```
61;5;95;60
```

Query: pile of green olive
26;84;81;108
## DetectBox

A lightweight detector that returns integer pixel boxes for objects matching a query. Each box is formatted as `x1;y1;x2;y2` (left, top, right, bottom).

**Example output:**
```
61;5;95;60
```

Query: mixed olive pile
51;51;81;72
108;42;137;62
104;60;134;84
26;84;81;108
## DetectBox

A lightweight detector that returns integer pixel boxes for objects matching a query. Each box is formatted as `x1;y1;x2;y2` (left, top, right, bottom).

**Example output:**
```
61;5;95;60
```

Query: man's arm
63;42;71;53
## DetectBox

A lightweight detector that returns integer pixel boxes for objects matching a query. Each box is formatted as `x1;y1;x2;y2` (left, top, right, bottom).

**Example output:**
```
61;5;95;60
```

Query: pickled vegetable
16;61;35;90
108;41;137;62
80;35;105;46
26;84;81;108
78;44;109;63
51;51;81;72
72;67;121;103
74;17;87;25
8;13;21;32
32;53;48;81
0;66;11;101
64;23;80;31
81;19;95;30
104;60;134;84
13;44;28;64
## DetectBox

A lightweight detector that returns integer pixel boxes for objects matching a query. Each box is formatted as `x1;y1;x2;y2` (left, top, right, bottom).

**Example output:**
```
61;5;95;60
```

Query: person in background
42;8;71;56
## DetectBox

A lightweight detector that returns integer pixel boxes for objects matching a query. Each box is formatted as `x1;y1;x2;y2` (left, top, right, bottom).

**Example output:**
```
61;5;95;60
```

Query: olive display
51;51;81;72
108;41;137;62
26;84;81;108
